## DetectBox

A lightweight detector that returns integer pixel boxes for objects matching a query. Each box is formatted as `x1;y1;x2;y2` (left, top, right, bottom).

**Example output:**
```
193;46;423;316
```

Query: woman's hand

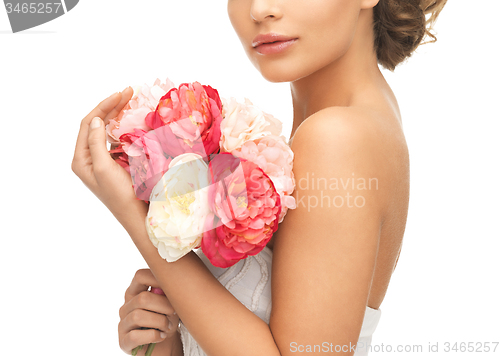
118;268;182;355
71;88;148;230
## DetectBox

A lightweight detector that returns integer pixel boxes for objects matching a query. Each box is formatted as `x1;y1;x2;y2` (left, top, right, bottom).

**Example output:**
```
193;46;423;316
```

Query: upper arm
270;108;386;355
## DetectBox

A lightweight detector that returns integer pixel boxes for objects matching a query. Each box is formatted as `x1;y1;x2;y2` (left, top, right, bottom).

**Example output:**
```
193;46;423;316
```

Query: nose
250;0;283;23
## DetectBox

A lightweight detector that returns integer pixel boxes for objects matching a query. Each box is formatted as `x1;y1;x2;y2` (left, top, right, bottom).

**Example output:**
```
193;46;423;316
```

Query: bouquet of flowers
107;79;296;269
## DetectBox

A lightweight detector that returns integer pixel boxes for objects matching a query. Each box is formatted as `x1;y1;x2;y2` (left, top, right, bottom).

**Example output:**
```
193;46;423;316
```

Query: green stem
145;343;156;356
132;344;144;356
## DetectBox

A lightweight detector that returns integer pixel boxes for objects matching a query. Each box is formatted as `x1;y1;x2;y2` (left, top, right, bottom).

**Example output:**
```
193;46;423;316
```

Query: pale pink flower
220;97;285;152
106;78;175;143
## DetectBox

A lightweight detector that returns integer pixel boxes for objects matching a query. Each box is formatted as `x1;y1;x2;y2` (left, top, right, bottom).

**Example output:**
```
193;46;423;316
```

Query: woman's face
227;0;374;83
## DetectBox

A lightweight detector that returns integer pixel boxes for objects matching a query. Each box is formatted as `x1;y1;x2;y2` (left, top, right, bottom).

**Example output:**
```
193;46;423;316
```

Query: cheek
227;1;263;72
227;1;251;45
297;1;359;58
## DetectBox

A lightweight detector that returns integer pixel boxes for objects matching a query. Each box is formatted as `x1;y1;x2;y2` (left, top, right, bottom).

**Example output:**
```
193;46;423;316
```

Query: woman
72;0;447;355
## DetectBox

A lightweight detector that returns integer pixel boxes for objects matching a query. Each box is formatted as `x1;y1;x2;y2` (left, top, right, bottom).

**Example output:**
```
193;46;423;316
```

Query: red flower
145;82;222;158
201;153;281;268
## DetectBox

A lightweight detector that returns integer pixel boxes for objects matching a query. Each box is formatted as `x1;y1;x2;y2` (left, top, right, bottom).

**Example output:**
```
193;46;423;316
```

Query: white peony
145;153;211;262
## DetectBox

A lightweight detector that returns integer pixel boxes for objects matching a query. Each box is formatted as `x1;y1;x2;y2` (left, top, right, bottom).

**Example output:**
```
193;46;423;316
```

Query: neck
289;8;382;140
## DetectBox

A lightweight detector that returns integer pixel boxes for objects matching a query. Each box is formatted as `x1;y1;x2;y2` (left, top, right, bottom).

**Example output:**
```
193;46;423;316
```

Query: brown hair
372;0;448;71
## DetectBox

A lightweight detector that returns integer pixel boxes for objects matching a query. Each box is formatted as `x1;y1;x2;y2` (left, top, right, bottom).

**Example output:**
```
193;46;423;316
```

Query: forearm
123;210;281;356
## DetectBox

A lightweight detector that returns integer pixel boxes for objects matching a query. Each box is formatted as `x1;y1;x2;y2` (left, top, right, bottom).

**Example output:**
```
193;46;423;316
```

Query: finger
103;86;134;126
87;116;116;176
125;269;161;302
165;314;180;336
120;291;175;320
119;328;167;355
73;92;122;164
120;308;171;336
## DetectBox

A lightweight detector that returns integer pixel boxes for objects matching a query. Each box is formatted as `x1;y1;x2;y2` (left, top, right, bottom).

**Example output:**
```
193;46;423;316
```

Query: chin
260;70;298;83
249;44;347;84
252;59;312;83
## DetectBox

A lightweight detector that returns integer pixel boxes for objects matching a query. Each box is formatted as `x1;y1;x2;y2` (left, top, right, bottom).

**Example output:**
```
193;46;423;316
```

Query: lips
252;33;298;55
252;33;297;48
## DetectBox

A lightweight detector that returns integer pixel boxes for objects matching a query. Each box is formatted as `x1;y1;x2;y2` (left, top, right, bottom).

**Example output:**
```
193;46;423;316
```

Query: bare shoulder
292;107;382;168
289;105;409;217
292;105;408;164
292;105;402;149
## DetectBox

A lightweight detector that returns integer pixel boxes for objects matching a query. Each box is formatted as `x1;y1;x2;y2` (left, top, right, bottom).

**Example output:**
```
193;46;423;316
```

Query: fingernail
168;321;173;331
160;332;167;338
91;117;101;129
122;86;130;92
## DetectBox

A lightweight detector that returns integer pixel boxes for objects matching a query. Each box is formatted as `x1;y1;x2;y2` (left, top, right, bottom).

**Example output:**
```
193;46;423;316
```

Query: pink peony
119;129;173;202
201;153;281;268
145;82;223;158
150;287;165;295
230;135;296;223
106;78;175;144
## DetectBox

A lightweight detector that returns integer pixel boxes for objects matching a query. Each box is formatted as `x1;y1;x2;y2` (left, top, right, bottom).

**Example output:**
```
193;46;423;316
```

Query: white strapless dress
179;246;381;356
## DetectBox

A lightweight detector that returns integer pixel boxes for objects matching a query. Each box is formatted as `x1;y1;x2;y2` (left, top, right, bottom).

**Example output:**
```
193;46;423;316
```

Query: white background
1;0;499;355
